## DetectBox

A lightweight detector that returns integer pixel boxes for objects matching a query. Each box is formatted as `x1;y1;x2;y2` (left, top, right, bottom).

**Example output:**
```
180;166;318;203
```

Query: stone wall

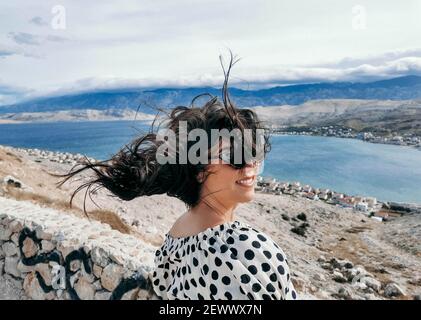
0;197;160;300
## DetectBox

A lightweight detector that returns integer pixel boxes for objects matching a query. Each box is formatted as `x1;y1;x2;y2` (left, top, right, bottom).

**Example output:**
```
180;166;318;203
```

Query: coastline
271;130;421;151
0;143;419;225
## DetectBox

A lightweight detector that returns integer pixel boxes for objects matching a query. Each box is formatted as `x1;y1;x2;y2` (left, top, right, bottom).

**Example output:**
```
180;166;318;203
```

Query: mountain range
1;75;421;114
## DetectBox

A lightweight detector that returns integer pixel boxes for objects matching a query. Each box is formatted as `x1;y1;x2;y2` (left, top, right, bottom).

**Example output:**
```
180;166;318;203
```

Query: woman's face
200;141;261;208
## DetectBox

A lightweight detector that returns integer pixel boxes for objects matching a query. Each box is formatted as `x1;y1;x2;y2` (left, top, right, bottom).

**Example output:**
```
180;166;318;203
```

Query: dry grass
4;186;132;235
85;209;132;234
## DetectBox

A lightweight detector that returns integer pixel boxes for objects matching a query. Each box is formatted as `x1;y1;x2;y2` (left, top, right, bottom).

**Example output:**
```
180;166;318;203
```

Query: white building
302;185;313;193
355;202;369;212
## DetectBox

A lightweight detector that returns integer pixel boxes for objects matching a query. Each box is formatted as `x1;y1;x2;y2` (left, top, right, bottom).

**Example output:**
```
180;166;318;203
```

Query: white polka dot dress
151;220;298;300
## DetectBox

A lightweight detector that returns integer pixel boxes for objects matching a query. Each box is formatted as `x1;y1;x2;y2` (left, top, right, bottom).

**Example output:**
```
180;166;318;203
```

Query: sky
1;0;421;105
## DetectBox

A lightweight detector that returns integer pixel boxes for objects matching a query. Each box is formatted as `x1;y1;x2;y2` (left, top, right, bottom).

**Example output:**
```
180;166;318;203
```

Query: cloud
0;48;16;58
29;16;48;27
7;32;68;47
16;53;421;99
0;80;29;105
0;44;43;59
8;32;40;46
45;35;68;43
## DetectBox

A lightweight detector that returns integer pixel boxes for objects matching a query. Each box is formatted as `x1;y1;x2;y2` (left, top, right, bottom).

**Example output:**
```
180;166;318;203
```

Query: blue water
0;121;420;203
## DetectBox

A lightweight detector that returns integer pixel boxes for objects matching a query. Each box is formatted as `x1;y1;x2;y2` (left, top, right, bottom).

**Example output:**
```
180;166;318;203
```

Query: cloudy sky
1;0;421;104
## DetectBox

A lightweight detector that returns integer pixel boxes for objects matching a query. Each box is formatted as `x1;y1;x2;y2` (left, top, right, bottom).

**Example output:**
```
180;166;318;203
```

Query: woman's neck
189;199;237;224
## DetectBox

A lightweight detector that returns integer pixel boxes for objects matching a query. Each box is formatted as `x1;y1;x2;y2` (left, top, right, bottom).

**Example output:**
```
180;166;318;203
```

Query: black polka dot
269;272;277;282
220;244;229;253
203;264;209;275
261;263;270;272
209;237;216;245
257;234;267;242
262;294;271;300
248;265;258;275
263;250;272;259
212;270;219;280
197;293;204;300
191;279;197;287
292;290;297;299
245;249;255;260
239;234;248;241
159;285;165;291
276;252;284;262
215;257;222;266
226;261;233;270
209;247;216;254
224;291;232;299
227;236;235;244
230;248;238;260
199;277;206;287
210;284;218;295
184;280;190;290
222;276;231;285
252;283;261;292
241;274;251;284
266;283;276;292
277;265;285;274
252;241;261;248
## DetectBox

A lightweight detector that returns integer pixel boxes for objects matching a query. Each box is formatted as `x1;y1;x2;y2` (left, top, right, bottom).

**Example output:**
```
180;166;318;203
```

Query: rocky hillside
0;109;155;123
254;99;421;135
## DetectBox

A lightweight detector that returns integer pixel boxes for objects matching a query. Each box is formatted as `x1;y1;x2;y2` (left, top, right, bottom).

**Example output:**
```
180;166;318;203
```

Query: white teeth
236;177;255;186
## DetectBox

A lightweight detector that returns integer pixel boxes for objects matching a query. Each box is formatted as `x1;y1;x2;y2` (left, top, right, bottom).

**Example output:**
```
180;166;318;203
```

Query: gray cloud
7;32;68;47
8;32;40;46
0;80;28;105
29;16;48;27
45;35;68;43
0;49;16;58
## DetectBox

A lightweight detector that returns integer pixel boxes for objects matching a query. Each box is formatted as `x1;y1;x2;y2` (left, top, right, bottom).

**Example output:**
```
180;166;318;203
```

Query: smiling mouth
235;175;256;187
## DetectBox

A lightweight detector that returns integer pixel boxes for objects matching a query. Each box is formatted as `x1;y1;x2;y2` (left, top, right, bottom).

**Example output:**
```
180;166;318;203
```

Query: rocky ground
0;145;420;300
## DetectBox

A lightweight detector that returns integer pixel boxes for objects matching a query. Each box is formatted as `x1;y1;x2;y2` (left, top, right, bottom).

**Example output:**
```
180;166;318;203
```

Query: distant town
255;176;421;222
271;125;421;149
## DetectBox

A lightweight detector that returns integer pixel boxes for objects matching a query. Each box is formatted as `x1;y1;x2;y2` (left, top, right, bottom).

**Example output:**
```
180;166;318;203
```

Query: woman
59;55;298;300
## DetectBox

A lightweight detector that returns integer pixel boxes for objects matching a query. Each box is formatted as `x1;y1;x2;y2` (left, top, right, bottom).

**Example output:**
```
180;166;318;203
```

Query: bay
0;121;420;203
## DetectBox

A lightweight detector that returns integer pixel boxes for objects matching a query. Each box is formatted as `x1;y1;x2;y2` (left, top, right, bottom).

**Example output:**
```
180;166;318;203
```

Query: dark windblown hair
56;52;271;214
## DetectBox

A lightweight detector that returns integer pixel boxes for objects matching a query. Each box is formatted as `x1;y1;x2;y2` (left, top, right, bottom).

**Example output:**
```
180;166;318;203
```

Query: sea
0;120;420;203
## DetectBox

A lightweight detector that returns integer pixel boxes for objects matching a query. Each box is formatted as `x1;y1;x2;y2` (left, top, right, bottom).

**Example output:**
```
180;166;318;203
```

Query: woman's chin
236;189;255;203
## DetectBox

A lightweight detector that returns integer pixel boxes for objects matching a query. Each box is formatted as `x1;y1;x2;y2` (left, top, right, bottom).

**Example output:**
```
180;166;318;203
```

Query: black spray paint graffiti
18;227;152;300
